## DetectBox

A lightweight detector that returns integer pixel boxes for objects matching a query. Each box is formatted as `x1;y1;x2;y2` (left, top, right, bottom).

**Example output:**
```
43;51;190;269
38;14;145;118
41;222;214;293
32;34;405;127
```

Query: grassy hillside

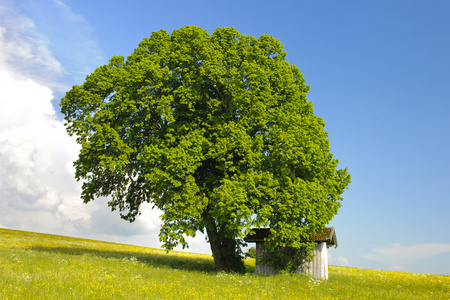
0;228;448;299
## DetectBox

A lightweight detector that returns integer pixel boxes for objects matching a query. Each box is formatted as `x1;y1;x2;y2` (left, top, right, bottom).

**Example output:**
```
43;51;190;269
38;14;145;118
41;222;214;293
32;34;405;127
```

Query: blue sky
0;0;449;275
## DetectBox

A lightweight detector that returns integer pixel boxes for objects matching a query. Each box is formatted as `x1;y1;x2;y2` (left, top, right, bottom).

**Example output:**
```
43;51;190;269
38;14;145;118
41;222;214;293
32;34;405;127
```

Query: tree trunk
202;211;245;273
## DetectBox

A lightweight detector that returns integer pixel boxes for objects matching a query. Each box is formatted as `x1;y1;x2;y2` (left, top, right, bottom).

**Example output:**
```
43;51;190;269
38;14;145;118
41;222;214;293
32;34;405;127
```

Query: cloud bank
0;3;63;88
0;52;88;234
328;253;350;267
363;243;450;274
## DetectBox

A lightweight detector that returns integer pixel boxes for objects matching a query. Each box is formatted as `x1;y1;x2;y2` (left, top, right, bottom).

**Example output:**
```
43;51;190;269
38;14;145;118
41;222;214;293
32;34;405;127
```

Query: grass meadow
0;227;448;299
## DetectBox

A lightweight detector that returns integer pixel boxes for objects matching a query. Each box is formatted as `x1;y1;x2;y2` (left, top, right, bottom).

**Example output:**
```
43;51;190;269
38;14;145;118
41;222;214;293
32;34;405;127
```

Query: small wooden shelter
244;227;337;280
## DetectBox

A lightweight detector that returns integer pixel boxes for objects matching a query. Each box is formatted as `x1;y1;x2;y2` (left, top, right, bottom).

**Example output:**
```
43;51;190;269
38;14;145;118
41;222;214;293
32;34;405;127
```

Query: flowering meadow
0;228;448;299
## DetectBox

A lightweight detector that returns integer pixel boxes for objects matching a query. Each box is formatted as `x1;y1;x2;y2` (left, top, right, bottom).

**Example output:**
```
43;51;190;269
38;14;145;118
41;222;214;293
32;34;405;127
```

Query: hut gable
244;227;337;279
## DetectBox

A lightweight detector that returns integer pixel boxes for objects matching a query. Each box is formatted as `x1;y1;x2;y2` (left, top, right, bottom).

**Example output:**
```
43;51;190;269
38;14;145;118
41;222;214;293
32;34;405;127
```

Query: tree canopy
60;25;351;272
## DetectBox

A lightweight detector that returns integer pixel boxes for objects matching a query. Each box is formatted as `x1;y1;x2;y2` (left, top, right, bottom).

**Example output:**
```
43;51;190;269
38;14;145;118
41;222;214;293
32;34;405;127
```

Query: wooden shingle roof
244;227;337;248
310;227;337;247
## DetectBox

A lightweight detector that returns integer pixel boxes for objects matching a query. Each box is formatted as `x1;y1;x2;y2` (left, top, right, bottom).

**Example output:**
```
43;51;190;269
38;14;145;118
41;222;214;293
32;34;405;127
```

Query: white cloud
391;266;407;272
0;4;64;88
1;0;105;93
328;252;350;267
363;243;450;272
0;67;88;229
337;256;350;266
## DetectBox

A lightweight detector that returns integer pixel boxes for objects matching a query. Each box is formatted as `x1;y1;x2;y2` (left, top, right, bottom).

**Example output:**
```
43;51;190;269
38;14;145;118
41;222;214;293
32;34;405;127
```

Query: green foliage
246;247;256;259
60;25;351;272
261;242;316;273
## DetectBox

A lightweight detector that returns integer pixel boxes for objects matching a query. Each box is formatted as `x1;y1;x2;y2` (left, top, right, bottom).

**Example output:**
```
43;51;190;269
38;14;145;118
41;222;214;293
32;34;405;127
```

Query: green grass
0;228;448;299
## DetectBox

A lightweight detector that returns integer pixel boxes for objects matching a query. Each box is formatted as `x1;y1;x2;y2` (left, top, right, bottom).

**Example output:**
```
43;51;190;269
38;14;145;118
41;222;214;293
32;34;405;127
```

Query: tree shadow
28;245;217;273
243;259;256;273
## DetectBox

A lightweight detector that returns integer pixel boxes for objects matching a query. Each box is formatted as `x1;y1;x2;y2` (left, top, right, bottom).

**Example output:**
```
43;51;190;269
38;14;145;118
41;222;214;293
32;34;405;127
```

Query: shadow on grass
244;260;255;273
28;245;217;273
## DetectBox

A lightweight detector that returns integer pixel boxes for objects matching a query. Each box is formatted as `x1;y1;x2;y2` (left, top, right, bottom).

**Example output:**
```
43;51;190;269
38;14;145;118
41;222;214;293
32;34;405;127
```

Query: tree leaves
60;25;351;272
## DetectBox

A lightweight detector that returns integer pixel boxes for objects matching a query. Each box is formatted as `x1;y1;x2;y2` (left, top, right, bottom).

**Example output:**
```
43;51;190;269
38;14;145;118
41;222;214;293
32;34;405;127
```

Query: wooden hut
244;227;337;280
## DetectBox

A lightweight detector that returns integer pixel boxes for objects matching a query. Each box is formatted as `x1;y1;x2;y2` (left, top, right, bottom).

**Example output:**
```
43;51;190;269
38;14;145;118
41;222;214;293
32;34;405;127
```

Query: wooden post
255;242;276;275
297;242;328;279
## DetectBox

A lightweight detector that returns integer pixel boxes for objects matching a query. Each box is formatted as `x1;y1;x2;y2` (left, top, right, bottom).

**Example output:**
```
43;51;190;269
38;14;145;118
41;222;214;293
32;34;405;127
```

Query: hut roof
244;227;337;248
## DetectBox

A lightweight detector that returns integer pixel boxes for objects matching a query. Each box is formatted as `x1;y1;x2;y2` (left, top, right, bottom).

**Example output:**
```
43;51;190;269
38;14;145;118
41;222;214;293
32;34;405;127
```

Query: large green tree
60;26;350;272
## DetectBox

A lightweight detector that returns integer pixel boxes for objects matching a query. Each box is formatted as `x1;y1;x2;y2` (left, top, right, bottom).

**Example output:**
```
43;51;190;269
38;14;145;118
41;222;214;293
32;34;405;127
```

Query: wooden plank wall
297;242;328;279
255;242;276;275
255;242;329;279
